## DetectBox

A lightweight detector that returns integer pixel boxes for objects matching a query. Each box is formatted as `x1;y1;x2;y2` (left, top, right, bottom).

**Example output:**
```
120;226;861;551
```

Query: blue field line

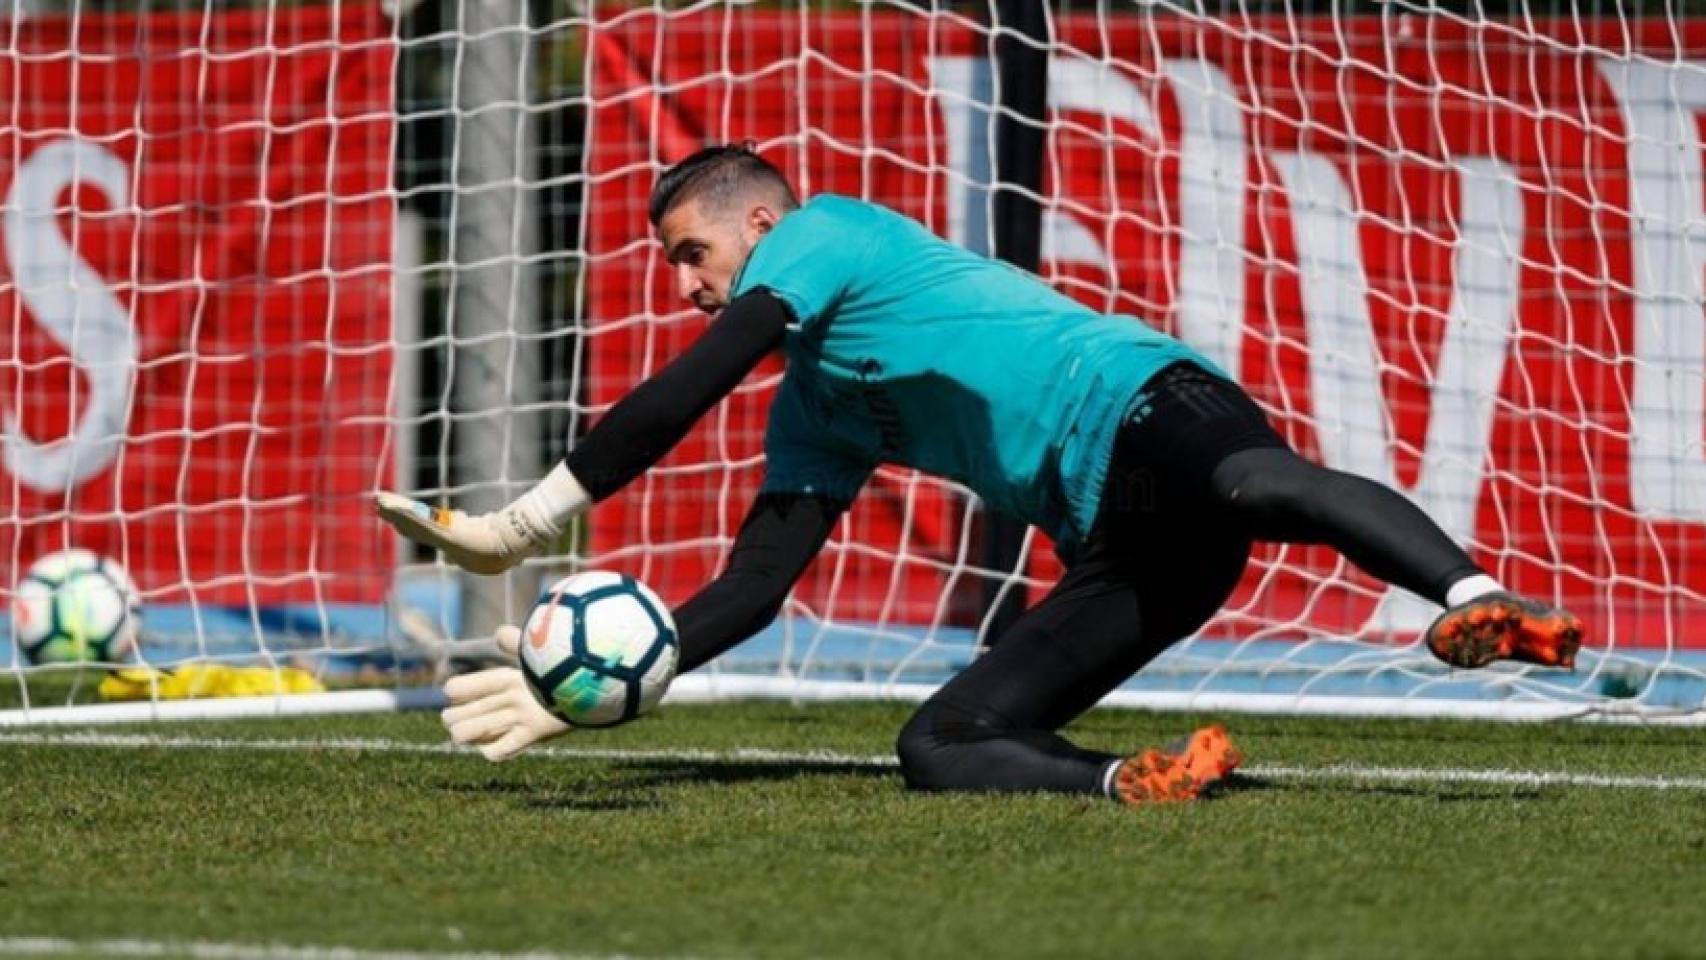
5;576;1706;709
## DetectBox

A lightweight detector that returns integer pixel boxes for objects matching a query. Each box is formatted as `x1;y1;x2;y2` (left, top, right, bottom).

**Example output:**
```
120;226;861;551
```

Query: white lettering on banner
928;56;996;254
928;55;1165;264
1598;59;1706;521
1270;151;1392;484
2;137;137;493
1272;153;1522;629
1042;58;1158;267
1162;60;1248;382
930;57;1250;374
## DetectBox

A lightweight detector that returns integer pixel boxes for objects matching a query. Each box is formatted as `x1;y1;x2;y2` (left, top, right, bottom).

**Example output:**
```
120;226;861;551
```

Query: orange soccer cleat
1112;724;1243;806
1424;592;1583;670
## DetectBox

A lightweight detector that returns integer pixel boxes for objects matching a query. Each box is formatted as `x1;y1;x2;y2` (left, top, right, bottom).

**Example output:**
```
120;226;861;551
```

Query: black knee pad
895;699;1006;792
894;709;937;790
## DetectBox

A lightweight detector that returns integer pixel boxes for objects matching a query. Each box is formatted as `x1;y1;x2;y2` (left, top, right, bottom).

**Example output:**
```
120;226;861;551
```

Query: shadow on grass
436;759;894;812
613;759;893;790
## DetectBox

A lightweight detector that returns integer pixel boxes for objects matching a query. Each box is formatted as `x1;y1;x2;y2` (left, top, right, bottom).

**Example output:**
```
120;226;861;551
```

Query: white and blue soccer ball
10;548;141;666
519;571;678;728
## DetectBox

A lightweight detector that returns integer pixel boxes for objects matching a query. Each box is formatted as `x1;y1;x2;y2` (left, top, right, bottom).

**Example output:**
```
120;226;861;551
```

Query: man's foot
1112;724;1242;805
1424;592;1583;669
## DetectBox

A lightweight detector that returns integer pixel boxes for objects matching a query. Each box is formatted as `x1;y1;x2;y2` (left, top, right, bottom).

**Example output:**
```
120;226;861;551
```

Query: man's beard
695;237;753;315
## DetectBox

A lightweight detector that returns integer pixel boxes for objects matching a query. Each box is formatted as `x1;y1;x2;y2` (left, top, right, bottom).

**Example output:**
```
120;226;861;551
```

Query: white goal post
5;2;1706;726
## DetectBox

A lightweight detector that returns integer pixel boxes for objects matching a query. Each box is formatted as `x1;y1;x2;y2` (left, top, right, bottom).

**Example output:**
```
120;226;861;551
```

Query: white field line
0;937;671;960
4;730;1706;793
1247;763;1706;792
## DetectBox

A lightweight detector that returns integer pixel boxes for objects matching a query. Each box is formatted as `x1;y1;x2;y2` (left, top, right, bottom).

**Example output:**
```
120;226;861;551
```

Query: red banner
0;6;395;604
587;12;1706;648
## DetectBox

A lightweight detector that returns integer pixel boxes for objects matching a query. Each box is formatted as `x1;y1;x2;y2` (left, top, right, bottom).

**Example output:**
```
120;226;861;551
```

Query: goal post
7;2;1706;726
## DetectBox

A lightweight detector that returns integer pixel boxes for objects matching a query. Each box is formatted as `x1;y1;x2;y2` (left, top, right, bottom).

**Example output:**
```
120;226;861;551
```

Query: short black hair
648;142;799;227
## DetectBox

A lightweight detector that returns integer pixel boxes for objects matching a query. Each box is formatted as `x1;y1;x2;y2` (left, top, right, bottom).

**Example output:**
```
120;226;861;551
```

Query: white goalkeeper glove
441;625;570;762
375;463;591;575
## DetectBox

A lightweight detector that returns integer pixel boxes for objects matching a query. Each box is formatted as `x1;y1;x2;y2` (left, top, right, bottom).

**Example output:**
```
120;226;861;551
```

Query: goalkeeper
378;143;1582;805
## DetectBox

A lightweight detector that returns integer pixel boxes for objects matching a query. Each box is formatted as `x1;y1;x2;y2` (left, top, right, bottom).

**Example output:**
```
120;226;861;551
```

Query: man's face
658;197;779;316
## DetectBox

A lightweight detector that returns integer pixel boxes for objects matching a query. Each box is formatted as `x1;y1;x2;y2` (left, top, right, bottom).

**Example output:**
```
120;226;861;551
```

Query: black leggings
896;363;1483;795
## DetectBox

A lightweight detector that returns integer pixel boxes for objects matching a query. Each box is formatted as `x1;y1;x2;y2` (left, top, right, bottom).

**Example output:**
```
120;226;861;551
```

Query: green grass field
3;702;1706;959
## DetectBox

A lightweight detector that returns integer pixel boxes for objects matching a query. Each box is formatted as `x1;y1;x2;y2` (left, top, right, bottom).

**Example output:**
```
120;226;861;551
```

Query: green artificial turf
2;702;1705;959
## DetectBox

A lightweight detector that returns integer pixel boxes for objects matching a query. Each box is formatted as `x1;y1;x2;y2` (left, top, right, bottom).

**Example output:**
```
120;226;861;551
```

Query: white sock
1100;758;1123;801
1445;574;1505;609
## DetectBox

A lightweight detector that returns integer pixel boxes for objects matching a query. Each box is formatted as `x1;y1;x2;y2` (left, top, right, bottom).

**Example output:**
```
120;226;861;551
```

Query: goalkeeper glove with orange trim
375;463;591;575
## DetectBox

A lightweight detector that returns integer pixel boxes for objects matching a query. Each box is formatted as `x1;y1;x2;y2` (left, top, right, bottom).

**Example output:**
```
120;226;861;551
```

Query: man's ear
748;204;780;236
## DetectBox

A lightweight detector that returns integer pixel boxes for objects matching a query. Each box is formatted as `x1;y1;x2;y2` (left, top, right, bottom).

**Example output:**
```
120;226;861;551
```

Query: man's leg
894;511;1249;801
1127;362;1580;668
1209;446;1483;606
1125;363;1485;606
1207;426;1581;666
894;563;1145;798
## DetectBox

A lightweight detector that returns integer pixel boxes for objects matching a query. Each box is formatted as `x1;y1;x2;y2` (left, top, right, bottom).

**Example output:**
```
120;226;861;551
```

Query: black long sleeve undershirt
672;492;848;672
565;289;790;500
560;288;849;671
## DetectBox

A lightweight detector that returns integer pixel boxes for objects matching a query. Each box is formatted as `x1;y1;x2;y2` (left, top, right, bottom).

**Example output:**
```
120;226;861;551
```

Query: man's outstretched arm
376;290;791;572
673;491;849;672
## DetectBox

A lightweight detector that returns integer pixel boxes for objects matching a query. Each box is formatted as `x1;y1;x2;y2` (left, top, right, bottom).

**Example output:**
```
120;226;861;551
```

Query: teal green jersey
731;194;1219;555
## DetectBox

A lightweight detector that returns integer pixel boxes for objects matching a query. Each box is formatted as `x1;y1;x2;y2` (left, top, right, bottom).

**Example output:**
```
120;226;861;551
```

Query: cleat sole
1426;596;1584;671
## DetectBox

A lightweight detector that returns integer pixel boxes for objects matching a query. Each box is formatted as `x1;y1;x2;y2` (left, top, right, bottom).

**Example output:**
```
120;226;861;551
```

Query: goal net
0;4;401;722
580;3;1706;722
5;1;1706;724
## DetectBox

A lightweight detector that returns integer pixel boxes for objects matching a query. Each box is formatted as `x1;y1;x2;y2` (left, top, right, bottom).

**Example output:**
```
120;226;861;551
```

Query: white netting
7;2;1706;723
1;2;404;719
579;3;1706;720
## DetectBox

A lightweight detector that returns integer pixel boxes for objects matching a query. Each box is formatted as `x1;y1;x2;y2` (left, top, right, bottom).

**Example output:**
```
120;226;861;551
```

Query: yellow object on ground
99;664;326;702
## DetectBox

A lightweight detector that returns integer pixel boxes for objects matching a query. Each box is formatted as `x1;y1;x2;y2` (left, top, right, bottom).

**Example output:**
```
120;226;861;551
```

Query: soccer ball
11;548;141;666
518;571;678;728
